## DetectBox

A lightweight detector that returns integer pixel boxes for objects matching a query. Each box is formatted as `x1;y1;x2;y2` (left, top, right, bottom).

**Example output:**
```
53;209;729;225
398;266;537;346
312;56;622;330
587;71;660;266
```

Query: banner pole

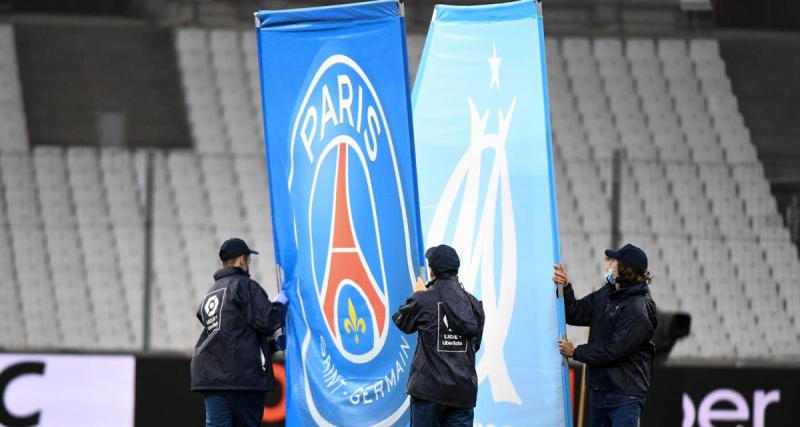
398;0;427;271
537;0;574;423
578;362;587;427
142;148;154;352
577;321;592;427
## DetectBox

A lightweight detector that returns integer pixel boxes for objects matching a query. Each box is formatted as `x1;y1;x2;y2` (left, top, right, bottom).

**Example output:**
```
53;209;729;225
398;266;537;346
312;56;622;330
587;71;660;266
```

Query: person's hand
274;291;288;305
558;339;575;358
553;264;568;286
272;334;286;351
413;276;427;293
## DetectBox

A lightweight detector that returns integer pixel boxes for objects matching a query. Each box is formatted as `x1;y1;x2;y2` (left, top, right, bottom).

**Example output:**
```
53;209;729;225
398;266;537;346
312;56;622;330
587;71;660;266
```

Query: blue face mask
605;268;616;285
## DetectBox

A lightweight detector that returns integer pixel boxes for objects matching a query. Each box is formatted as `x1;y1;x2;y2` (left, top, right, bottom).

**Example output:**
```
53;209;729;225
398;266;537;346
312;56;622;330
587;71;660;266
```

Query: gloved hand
274;291;288;306
273;334;286;351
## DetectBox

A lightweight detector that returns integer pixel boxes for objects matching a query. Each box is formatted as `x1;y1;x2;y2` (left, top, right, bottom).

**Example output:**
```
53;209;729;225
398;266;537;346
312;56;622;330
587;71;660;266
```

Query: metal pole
142;149;155;352
610;149;624;249
577;305;592;427
577;362;587;427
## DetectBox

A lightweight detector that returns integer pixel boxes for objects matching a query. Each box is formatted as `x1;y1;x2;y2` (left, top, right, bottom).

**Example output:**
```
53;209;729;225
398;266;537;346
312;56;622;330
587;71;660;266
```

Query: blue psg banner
255;1;423;425
412;1;572;426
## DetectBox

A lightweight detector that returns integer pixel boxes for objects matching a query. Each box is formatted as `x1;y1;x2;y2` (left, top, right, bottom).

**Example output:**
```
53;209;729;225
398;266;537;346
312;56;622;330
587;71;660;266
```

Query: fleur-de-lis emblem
343;298;367;343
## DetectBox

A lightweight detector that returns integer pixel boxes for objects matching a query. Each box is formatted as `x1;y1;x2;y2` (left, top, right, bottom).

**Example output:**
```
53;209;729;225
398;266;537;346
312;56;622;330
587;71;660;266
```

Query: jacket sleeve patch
201;288;226;333
437;302;467;353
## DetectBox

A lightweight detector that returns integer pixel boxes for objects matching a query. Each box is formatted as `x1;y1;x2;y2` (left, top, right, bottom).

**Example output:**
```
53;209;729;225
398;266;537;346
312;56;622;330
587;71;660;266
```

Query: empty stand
548;36;800;360
1;153;60;348
175;28;263;155
0;27;797;362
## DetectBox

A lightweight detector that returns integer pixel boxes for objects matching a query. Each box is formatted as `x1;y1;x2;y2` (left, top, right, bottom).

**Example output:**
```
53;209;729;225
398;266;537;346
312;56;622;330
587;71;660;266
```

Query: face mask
605;268;616;285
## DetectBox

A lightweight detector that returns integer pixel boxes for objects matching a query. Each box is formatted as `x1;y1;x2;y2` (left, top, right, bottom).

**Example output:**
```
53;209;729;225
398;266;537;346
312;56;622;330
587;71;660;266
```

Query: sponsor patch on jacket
201;289;226;333
437;302;467;352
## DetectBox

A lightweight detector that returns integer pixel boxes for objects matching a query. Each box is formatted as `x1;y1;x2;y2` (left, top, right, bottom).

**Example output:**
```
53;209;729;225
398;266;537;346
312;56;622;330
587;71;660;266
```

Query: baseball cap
425;244;460;275
219;238;259;261
605;243;648;274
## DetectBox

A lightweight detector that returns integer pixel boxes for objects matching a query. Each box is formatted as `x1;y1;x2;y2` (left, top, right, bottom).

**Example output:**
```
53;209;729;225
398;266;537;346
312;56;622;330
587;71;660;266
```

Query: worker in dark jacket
191;238;288;427
553;243;657;427
392;244;485;427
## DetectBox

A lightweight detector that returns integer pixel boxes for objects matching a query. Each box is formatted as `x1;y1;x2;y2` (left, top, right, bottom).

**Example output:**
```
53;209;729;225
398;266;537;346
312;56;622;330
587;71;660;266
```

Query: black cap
219;238;259;261
425;244;460;276
605;243;648;274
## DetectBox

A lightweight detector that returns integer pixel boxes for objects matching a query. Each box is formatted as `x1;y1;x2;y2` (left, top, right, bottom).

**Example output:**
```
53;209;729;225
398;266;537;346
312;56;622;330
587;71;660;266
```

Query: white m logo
427;94;521;405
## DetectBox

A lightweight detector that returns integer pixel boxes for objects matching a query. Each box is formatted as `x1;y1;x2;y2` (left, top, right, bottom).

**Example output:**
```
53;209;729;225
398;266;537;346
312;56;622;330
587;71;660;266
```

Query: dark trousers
203;391;265;427
410;396;474;427
589;401;642;427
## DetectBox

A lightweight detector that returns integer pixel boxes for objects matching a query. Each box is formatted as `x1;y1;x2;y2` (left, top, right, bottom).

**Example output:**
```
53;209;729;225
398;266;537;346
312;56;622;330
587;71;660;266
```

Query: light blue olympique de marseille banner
255;1;424;425
412;1;572;426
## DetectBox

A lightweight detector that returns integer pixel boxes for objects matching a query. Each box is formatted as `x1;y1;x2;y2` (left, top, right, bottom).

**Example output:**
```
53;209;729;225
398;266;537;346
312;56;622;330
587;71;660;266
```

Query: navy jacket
392;276;485;408
565;282;657;398
191;267;286;391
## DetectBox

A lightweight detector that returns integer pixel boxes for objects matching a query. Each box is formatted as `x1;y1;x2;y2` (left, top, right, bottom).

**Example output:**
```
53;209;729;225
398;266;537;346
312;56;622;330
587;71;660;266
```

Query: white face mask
605;268;616;285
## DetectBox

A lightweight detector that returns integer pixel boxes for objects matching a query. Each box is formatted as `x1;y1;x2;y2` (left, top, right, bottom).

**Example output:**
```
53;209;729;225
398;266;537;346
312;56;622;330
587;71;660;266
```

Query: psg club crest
287;54;416;425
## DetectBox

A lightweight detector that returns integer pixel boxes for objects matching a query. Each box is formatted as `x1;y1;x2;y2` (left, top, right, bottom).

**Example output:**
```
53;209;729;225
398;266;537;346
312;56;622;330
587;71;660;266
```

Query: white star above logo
488;41;501;90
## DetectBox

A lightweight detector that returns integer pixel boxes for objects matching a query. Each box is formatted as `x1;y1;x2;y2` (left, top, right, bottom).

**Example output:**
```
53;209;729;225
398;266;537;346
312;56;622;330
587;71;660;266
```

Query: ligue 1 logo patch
201;289;225;333
288;54;416;425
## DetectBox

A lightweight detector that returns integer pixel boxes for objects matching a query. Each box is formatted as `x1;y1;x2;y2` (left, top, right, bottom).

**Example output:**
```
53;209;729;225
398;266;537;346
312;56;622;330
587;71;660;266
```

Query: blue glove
274;291;288;306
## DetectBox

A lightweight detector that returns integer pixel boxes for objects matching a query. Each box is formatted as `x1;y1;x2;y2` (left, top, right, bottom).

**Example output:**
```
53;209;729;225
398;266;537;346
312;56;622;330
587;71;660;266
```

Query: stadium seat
689;39;721;62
